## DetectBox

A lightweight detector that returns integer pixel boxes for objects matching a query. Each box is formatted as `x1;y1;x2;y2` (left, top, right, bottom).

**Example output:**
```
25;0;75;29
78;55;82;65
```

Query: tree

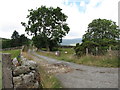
11;30;20;47
11;30;29;47
21;6;70;51
75;19;120;56
19;34;29;46
82;19;119;45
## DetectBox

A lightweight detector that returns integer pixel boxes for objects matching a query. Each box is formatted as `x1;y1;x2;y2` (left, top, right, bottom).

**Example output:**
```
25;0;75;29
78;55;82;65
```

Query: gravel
30;51;119;88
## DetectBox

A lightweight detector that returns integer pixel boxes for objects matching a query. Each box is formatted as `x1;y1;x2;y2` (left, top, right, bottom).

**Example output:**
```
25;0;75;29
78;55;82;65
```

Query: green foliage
2;39;12;48
22;6;70;51
2;30;29;49
82;18;119;42
11;30;20;47
75;18;119;56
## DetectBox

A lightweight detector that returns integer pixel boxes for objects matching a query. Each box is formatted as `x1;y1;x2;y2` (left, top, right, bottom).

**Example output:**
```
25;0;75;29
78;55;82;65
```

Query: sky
0;0;119;39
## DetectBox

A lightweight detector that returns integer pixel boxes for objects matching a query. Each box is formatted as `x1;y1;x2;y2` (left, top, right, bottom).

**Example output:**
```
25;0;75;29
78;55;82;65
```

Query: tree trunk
46;45;50;51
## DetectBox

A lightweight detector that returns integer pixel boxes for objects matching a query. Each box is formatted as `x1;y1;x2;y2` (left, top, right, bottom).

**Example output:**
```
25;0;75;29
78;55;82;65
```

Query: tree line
2;30;29;49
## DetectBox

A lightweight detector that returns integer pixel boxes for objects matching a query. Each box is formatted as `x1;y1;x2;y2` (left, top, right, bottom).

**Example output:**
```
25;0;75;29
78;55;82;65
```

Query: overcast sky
0;0;119;39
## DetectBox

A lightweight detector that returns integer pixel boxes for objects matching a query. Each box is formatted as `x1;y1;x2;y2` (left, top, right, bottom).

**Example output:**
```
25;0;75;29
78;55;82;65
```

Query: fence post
96;47;98;55
2;53;13;88
86;48;88;56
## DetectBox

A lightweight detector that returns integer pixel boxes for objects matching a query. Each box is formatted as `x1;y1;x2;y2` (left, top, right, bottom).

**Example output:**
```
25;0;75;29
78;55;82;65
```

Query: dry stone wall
12;56;41;88
2;53;41;89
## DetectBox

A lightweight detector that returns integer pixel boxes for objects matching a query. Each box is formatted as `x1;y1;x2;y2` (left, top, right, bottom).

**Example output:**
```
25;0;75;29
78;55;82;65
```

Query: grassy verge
22;52;62;88
37;48;119;68
0;49;20;89
2;49;20;59
38;65;62;88
0;62;2;89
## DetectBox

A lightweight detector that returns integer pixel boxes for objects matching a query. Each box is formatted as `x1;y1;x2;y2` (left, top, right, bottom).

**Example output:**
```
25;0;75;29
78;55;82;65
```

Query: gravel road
30;50;119;88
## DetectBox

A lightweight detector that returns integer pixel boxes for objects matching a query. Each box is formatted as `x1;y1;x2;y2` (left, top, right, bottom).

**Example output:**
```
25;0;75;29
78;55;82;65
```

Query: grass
37;48;119;68
38;65;62;88
0;62;2;89
22;51;62;88
2;49;21;59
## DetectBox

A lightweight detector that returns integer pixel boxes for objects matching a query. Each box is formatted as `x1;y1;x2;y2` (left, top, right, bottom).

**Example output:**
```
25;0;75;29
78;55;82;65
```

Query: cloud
0;0;119;39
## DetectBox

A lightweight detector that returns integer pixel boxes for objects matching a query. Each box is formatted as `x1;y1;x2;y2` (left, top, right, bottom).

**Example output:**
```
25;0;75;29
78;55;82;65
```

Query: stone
55;51;60;56
2;53;13;88
12;57;19;66
22;73;34;84
65;51;68;54
34;81;39;88
13;76;22;85
22;60;37;70
13;65;30;76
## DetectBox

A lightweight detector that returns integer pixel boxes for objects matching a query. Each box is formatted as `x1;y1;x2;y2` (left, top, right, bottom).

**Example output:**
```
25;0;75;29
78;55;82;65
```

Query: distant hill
60;38;82;46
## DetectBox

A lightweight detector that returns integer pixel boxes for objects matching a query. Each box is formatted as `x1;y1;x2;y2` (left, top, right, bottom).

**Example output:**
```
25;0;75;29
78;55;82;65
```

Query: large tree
21;6;70;51
82;19;119;44
75;19;120;56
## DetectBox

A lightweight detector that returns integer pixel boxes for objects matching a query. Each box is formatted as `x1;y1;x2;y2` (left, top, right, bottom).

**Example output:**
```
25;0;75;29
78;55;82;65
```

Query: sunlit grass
2;49;20;59
37;48;119;68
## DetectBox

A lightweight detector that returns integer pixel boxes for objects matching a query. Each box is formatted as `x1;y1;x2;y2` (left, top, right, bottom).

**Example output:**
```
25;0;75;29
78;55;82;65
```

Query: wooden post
86;48;88;56
96;47;98;55
2;53;13;88
109;46;111;51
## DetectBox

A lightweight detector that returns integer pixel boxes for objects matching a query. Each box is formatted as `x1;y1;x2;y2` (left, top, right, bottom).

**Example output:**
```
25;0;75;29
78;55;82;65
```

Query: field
2;49;21;59
37;48;119;68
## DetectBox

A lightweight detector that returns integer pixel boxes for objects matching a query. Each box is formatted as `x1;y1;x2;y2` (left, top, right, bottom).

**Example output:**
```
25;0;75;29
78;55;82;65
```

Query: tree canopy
21;6;70;51
82;19;119;44
75;18;120;56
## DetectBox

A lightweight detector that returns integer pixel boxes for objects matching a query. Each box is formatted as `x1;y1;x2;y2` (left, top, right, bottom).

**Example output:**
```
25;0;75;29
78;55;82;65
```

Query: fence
85;47;119;56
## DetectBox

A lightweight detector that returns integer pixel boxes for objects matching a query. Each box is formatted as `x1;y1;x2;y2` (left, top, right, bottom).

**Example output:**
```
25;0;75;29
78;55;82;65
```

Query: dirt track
29;50;119;88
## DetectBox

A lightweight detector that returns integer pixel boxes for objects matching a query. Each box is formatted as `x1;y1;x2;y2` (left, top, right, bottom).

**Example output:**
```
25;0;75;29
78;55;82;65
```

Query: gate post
2;53;13;88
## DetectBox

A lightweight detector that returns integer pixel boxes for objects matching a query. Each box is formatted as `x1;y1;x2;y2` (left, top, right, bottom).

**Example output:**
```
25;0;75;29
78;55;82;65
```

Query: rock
13;76;22;85
28;61;37;70
22;73;34;84
65;51;68;54
22;60;37;70
12;57;19;66
34;81;39;88
13;65;30;76
55;51;60;56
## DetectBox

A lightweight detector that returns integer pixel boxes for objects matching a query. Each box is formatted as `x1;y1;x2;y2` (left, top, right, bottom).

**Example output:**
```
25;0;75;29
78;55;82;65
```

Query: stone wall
1;46;22;51
2;53;41;89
